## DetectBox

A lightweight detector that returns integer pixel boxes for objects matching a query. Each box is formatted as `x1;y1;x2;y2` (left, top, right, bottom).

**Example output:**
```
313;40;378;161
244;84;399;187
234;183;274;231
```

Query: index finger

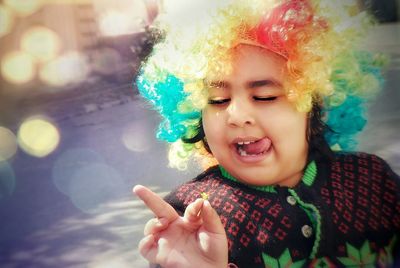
133;185;179;222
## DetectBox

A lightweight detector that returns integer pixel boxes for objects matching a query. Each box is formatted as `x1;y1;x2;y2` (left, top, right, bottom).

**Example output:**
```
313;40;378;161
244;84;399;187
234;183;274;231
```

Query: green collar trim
218;160;317;193
302;161;317;186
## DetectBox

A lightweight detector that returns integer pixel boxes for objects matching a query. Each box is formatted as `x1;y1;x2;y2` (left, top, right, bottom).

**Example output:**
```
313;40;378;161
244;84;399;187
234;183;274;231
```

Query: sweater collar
218;161;317;193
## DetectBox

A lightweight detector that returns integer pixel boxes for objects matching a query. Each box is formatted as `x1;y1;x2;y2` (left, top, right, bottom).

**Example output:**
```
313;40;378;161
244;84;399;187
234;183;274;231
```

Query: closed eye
208;99;230;105
254;96;277;102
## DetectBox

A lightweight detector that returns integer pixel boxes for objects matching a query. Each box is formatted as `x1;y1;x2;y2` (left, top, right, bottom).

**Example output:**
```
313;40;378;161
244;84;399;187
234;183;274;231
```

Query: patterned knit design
318;153;400;266
165;172;315;267
164;153;400;267
335;154;400;231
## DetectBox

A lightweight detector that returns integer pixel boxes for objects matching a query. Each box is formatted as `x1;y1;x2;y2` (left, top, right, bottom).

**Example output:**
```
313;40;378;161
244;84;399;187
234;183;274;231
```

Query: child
133;0;400;267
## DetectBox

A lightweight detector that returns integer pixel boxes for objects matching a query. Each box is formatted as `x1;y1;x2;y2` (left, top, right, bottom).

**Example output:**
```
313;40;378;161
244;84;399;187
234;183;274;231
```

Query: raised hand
133;185;228;268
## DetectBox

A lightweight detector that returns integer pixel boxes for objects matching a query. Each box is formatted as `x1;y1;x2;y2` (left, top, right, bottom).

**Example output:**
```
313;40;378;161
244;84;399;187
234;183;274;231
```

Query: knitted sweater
164;153;400;267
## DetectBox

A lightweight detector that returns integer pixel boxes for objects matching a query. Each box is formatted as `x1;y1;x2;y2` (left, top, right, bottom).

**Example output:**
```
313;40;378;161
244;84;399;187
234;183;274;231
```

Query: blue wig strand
324;96;366;150
323;49;385;151
137;71;201;143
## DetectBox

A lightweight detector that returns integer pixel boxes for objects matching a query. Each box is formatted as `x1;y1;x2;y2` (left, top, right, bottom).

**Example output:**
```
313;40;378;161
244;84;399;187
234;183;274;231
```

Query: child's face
202;45;308;187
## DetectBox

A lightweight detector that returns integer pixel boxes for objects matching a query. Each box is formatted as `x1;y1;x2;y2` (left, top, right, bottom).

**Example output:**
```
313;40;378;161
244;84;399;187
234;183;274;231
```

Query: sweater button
301;225;313;238
286;196;296;205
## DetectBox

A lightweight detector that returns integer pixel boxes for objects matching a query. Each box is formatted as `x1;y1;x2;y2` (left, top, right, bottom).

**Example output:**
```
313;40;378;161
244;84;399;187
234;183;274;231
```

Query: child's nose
227;99;255;127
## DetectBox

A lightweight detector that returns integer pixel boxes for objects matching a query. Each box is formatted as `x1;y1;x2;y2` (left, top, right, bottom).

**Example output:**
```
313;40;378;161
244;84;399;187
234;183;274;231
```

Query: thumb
200;200;225;235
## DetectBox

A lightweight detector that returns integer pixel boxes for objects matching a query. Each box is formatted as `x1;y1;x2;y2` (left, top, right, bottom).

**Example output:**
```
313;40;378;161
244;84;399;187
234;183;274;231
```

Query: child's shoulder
330;151;396;173
326;151;399;189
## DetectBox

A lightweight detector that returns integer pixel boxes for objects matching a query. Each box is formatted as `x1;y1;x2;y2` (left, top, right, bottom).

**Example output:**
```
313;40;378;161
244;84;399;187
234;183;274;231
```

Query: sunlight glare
1;51;35;84
99;11;142;36
0;127;18;161
0;5;14;38
68;163;126;213
121;120;153;152
18;117;60;158
21;26;61;62
4;0;42;16
52;148;104;195
39;51;90;87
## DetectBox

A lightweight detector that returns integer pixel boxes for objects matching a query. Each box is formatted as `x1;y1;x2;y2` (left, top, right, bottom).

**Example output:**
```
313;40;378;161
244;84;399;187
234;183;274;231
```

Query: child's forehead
231;44;284;59
204;45;287;83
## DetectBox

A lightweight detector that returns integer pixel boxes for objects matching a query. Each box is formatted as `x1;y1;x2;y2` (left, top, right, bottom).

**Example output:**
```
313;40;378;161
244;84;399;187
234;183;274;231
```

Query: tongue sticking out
241;138;271;155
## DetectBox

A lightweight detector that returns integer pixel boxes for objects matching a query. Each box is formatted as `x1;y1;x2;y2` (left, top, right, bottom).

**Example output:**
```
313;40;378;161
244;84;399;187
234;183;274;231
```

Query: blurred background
0;0;399;267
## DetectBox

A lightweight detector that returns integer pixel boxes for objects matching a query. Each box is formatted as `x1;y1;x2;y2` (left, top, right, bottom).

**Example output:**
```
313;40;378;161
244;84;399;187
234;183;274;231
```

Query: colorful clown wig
136;0;386;170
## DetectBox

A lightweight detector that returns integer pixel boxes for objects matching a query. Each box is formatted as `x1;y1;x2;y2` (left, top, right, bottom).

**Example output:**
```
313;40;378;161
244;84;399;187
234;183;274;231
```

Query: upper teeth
237;141;255;145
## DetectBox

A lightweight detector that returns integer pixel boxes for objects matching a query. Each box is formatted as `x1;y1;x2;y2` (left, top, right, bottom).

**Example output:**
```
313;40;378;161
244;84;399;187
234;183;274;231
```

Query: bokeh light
53;149;127;213
18;117;60;158
0;4;14;38
1;51;35;84
41;0;92;4
39;51;90;87
98;10;143;36
94;0;149;34
0;161;16;200
21;26;61;63
4;0;43;16
121;120;154;152
52;148;104;195
0;127;18;161
92;48;122;76
68;163;126;213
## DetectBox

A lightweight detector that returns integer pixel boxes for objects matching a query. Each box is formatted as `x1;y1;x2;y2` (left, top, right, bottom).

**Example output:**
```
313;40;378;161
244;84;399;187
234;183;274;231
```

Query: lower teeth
238;147;265;157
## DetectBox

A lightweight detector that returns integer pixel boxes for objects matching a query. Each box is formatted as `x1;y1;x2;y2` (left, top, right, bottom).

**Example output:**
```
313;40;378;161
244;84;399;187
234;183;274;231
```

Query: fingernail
132;185;142;194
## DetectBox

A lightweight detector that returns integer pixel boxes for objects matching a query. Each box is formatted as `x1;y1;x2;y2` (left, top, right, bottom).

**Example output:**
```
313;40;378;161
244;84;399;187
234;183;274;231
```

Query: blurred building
0;3;99;56
44;3;100;52
0;1;152;126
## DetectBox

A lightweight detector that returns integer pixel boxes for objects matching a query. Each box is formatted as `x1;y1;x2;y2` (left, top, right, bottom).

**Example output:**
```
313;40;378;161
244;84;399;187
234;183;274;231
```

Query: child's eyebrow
207;80;229;89
247;79;282;88
206;79;282;90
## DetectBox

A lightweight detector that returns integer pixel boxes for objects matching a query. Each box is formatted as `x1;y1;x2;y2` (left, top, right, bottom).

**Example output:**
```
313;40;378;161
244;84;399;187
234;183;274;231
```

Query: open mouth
233;137;272;157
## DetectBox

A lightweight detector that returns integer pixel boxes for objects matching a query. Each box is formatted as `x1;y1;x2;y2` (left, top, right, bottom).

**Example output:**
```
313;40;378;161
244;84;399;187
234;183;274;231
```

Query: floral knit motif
262;248;306;268
266;237;398;268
